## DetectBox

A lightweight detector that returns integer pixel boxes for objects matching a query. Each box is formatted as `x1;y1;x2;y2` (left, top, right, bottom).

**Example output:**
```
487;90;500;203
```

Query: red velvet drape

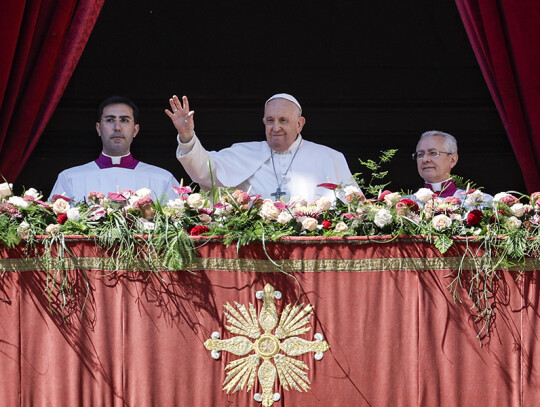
1;237;539;406
455;1;540;193
0;0;104;183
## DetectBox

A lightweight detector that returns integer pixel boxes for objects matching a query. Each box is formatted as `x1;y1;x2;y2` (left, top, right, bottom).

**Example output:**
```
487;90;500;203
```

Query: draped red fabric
0;0;104;183
1;237;539;406
455;1;540;193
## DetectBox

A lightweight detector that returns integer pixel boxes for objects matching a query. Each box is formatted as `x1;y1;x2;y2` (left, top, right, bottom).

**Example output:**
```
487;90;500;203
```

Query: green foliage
0;215;21;248
450;175;478;191
354;149;398;198
434;234;453;254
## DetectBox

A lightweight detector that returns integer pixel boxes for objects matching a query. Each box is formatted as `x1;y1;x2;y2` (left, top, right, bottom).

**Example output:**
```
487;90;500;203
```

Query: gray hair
417;130;458;153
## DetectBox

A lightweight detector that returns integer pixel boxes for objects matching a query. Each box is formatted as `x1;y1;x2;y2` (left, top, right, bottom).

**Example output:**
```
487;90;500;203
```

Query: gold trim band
1;256;538;273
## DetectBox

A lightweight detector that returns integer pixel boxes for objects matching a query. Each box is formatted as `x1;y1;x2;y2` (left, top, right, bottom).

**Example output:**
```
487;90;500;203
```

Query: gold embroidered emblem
204;284;330;406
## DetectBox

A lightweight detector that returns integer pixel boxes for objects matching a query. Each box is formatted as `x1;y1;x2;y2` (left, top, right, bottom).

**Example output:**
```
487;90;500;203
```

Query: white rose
135;188;152;198
167;198;186;210
17;221;31;239
334;221;348;232
137;218;156;231
343;185;362;196
432;214;452;231
7;196;29;209
314;196;333;212
464;190;485;206
374;208;393;228
505;216;522;231
128;195;141;208
52;198;70;215
187;193;205;209
260;200;281;221
384;192;402;207
0;182;12;198
24;188;42;200
215;203;233;216
277;211;293;225
88;206;106;221
414;188;434;203
301;217;318;231
290;196;308;207
198;213;212;224
511;203;532;217
493;192;509;202
45;224;60;235
67;207;81;222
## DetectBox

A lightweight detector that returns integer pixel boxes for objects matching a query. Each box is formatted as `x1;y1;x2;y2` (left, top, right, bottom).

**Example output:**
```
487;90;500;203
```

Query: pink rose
531;192;540;210
444;196;462;205
232;190;251;205
260;200;281;220
0;182;12;198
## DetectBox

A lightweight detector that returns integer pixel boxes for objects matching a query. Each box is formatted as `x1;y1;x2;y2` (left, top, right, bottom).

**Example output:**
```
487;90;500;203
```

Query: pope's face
416;135;458;183
96;103;139;156
263;98;305;152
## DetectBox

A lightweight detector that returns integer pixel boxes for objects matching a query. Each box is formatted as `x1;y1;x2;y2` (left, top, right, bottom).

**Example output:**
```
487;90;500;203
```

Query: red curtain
455;1;540;193
0;0;104;183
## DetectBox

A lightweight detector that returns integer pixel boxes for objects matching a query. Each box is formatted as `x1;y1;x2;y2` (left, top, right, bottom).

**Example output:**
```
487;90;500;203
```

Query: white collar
427;178;452;192
272;134;303;155
102;151;130;165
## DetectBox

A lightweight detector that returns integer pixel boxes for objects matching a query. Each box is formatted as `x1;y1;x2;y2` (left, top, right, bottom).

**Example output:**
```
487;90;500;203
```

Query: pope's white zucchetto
265;93;302;113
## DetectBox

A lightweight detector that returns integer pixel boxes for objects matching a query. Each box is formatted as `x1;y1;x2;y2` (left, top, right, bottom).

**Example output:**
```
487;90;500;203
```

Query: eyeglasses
101;117;134;125
412;150;454;160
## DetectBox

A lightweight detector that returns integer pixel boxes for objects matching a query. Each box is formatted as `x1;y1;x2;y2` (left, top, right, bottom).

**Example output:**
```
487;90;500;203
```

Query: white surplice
177;134;356;203
48;161;180;202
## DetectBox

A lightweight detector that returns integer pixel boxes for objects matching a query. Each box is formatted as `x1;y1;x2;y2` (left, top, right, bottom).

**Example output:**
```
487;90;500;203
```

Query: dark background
16;1;526;197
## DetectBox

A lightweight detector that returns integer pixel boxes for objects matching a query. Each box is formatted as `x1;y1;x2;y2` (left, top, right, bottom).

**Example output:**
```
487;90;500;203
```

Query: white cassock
177;134;356;203
48;161;180;202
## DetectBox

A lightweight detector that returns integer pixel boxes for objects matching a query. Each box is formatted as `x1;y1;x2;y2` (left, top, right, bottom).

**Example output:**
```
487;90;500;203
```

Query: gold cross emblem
204;284;330;406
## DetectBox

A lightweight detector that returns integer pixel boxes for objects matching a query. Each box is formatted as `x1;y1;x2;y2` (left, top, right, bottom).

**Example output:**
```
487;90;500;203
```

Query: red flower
377;190;393;201
317;183;339;190
172;186;192;195
108;192;128;201
189;225;209;236
466;209;483;226
396;199;420;215
57;213;68;224
52;194;72;202
322;219;332;229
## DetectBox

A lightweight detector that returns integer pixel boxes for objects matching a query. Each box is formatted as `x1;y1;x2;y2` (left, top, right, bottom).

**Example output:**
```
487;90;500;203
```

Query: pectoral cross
271;187;286;200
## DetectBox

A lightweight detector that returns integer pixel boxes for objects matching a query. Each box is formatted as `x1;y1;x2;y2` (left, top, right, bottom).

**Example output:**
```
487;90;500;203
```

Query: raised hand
165;95;195;143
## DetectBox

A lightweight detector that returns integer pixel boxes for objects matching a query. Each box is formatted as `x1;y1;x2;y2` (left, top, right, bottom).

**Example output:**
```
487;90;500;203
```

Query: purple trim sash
424;180;458;198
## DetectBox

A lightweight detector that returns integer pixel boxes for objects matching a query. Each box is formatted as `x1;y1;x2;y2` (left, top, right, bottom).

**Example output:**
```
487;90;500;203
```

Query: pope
166;93;356;203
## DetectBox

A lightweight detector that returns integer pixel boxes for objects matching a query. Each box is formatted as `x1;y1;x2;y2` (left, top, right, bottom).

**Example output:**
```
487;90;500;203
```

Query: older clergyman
49;96;180;202
413;130;464;198
165;93;356;203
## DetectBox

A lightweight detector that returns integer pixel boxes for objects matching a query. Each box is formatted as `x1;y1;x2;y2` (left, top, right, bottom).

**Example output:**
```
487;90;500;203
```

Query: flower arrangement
1;176;539;340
